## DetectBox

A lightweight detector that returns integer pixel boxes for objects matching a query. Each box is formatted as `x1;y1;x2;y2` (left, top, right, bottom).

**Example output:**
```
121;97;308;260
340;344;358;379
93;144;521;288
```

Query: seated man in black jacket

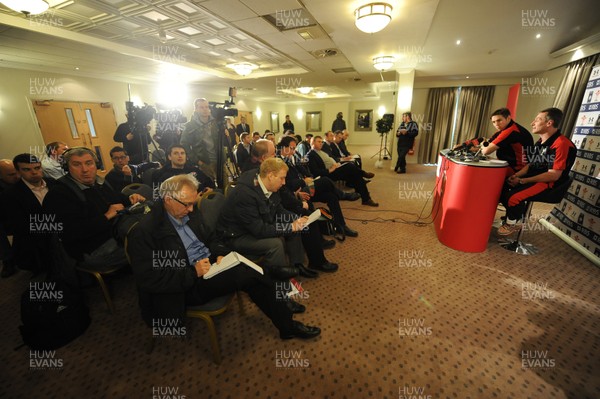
277;136;359;237
4;154;56;274
152;144;215;197
128;174;320;340
43;147;145;267
307;136;379;207
104;146;160;193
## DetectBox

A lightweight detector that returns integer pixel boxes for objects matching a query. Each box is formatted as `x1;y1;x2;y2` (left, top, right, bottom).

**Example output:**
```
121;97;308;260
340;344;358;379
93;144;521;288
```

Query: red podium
433;151;508;252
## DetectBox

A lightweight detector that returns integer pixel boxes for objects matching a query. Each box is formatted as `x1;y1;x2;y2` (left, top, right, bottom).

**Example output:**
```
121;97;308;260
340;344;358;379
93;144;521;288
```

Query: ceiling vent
311;48;338;58
332;67;356;73
262;8;317;32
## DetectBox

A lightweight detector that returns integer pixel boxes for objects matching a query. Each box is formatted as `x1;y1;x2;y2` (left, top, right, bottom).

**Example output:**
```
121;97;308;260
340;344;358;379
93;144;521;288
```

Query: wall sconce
355;3;393;34
227;62;258;77
373;56;395;71
0;0;49;15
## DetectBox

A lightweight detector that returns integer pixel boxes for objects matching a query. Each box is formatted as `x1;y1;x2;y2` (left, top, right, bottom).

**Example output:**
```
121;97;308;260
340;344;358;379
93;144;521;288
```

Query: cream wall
0;64;573;162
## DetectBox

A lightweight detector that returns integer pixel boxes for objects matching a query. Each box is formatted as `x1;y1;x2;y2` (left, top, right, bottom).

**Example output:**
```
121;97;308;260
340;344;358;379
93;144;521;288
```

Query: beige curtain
418;87;457;164
553;53;599;138
454;86;495;143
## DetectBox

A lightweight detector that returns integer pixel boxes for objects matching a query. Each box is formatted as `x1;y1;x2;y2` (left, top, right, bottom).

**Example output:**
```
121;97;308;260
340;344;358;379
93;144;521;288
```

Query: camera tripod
371;132;393;160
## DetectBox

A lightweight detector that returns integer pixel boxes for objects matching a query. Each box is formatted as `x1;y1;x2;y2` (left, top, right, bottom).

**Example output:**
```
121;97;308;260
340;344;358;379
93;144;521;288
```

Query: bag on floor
18;279;91;350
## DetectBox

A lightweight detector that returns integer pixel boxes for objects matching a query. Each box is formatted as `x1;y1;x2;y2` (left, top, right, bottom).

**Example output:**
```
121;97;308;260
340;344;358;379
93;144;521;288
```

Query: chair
75;261;128;314
499;177;573;255
49;234;128;314
125;192;243;364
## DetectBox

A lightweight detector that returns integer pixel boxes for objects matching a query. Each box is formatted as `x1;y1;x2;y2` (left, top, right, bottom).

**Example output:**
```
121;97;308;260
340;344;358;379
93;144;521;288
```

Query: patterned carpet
1;152;599;399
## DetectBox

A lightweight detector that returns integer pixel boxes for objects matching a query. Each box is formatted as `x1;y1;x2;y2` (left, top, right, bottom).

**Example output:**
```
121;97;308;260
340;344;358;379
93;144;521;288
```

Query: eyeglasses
170;196;195;208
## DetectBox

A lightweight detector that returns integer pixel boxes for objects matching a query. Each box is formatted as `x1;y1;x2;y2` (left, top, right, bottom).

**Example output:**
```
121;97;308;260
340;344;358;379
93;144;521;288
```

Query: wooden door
235;111;254;133
32;100;118;174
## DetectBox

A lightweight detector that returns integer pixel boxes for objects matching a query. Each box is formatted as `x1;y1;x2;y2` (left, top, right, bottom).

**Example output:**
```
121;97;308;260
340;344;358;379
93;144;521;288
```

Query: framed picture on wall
306;111;322;132
355;110;373;131
270;112;279;133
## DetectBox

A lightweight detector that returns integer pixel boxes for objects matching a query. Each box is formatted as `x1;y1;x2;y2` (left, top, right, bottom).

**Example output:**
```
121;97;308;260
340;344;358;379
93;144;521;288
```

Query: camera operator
181;98;221;185
113;107;153;164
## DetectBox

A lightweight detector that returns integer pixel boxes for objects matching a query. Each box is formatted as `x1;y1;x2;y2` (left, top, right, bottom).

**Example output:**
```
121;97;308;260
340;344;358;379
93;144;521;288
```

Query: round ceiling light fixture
355;3;393;34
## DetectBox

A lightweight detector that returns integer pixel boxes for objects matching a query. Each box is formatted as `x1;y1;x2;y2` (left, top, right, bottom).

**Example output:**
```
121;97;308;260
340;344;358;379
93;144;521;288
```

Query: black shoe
397;170;406;174
342;225;358;237
342;192;361;201
1;262;16;278
297;264;319;278
363;178;372;184
286;300;306;314
362;199;379;207
321;239;336;249
308;261;338;273
280;321;321;340
270;266;299;280
363;171;375;179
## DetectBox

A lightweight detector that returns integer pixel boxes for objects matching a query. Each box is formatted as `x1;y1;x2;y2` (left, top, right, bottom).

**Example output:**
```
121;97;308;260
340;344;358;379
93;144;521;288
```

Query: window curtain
453;86;495;143
418;87;457;164
553;53;599;138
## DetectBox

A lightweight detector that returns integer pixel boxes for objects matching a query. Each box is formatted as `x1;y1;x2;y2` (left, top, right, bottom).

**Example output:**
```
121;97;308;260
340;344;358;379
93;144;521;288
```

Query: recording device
448;137;485;157
208;88;241;185
125;101;156;134
153;109;187;151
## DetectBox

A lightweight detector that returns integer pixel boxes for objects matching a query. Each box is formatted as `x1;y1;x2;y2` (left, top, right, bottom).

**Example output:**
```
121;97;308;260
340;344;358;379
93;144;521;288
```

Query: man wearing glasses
105;146;160;193
128;174;321;340
44;147;146;267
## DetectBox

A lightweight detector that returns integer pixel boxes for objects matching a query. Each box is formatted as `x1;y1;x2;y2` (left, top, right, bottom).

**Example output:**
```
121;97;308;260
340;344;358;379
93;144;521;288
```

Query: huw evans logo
152;386;186;399
29;282;63;302
521;10;556;28
399;318;432;336
399;250;432;268
521;350;555;369
399;386;432;399
152;250;187;268
29;214;62;233
274;350;310;368
29;77;63;95
30;350;63;370
152;318;186;337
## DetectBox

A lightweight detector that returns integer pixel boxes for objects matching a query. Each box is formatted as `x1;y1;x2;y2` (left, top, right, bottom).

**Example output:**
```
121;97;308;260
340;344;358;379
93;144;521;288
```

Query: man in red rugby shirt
498;108;576;235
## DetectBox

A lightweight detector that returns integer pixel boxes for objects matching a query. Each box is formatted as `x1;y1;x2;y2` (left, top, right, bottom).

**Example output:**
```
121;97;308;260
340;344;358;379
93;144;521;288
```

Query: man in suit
236;116;251;137
218;157;312;279
0;159;19;277
332;112;346;132
277;136;359;237
283;115;294;133
307;136;379;207
44;147;145;267
235;132;252;167
128;174;320;340
3;154;56;274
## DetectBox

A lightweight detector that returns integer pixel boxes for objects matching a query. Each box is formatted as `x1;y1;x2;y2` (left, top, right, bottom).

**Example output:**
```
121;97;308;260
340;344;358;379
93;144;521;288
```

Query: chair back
122;183;153;202
199;191;226;237
141;168;156;187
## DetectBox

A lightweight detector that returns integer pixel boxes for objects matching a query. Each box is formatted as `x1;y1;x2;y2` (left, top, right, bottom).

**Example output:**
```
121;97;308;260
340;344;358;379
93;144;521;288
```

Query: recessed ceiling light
456;40;461;45
536;33;541;39
75;67;79;70
298;87;312;94
466;76;470;79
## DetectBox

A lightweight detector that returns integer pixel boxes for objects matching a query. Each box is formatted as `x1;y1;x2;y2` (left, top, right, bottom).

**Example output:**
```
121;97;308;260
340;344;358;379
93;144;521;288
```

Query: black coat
128;201;225;325
217;169;295;240
3;178;56;269
306;149;331;178
43;176;128;260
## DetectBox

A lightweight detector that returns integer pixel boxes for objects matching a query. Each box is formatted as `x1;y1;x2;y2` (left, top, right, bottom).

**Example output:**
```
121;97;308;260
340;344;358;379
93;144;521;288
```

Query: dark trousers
0;223;14;267
312;177;346;227
300;223;327;266
395;146;410;171
500;182;549;221
330;163;371;201
185;265;293;334
229;234;304;267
